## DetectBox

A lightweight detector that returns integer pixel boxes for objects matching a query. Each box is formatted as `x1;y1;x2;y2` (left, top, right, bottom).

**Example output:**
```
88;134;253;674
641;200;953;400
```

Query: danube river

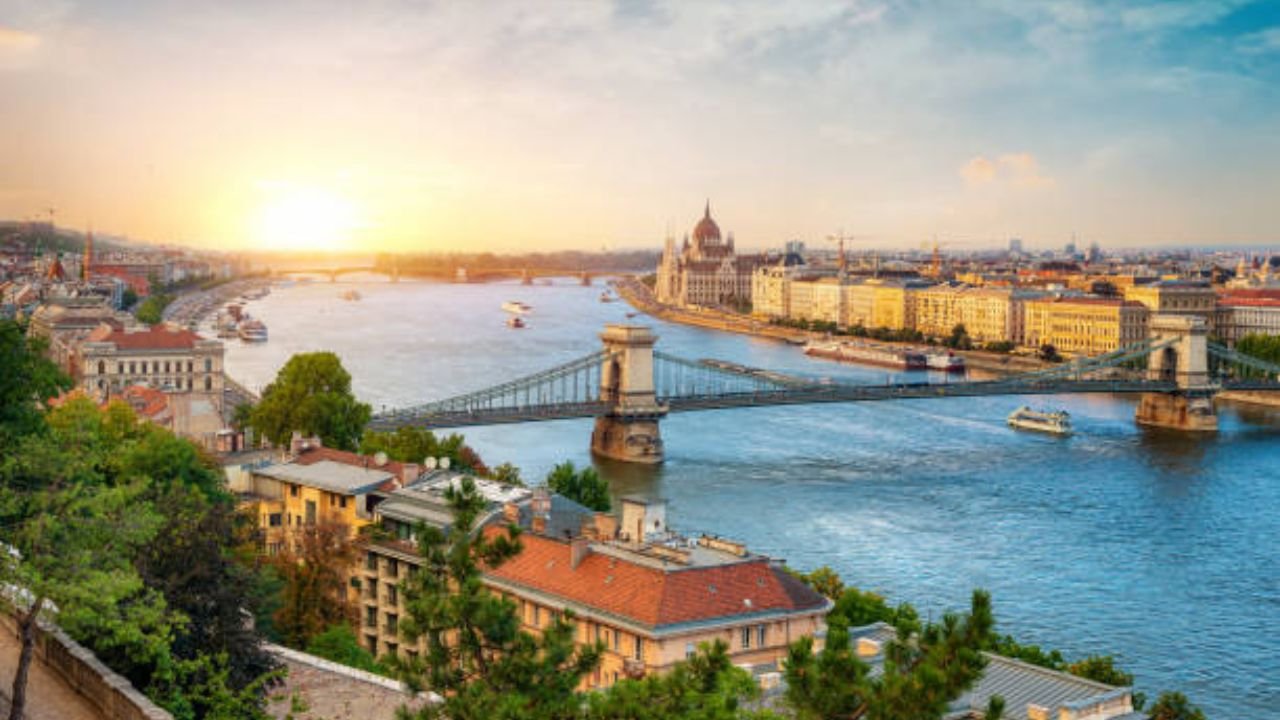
222;276;1279;717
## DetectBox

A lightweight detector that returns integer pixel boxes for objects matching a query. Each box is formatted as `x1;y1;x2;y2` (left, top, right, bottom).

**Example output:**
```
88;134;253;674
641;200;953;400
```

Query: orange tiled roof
85;323;204;350
482;529;827;630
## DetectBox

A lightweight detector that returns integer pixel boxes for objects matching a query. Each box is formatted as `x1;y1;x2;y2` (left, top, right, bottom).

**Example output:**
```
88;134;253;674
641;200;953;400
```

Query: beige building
913;286;1024;345
1214;291;1280;343
77;321;225;398
656;202;765;308
1124;281;1216;326
356;480;830;690
1023;298;1149;356
27;299;135;375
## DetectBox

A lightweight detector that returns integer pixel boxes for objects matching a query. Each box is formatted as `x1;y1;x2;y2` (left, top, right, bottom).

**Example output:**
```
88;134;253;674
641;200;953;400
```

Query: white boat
502;301;532;314
599;291;618;303
1007;406;1072;435
238;319;268;342
506;316;526;329
927;352;965;373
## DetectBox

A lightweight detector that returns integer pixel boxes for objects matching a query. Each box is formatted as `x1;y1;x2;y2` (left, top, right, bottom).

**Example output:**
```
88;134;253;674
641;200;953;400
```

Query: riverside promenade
612;277;1048;377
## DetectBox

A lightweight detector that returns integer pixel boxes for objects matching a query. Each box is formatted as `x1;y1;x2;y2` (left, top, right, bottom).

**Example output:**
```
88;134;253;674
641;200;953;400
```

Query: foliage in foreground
360;425;489;476
545;460;611;512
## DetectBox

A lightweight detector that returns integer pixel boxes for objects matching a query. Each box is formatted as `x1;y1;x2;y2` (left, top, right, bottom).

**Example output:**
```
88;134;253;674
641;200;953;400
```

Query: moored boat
506;316;526;329
502;301;533;314
1007;406;1072;435
927;352;965;373
238;319;268;342
804;340;927;370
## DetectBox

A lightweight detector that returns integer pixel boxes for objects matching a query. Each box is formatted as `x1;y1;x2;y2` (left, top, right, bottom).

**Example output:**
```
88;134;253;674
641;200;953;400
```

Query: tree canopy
250;351;371;450
0;320;72;453
545;461;611;512
360;425;489;475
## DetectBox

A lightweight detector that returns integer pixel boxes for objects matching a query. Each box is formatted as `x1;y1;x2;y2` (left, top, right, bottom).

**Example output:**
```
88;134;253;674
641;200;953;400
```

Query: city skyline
3;1;1279;252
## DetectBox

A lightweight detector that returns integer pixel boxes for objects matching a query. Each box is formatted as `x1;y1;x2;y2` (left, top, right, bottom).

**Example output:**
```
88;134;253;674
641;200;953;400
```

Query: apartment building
356;478;830;689
913;286;1022;345
1023;297;1149;356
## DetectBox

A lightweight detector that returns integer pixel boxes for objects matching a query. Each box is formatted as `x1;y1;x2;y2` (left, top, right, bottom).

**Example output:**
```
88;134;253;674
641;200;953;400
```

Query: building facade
1023;298;1149;356
913;286;1023;345
77;322;225;398
656;202;765;308
1214;290;1280;343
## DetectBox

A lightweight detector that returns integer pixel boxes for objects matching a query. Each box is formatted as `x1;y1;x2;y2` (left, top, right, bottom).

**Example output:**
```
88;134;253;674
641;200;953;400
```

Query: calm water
223;277;1280;717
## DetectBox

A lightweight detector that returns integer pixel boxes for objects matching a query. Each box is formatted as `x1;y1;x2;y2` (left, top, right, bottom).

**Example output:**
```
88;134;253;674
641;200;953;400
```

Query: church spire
704;198;710;219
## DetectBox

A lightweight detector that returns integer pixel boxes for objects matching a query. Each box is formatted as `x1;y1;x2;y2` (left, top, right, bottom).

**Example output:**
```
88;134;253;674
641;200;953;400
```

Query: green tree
121;287;140;309
393;476;601;720
545;461;611;512
150;653;280;720
946;323;973;350
1147;692;1207;720
251;352;372;450
488;462;524;486
797;566;844;601
306;624;386;675
136;293;174;324
0;320;72;453
0;480;171;720
584;640;768;720
360;426;489;475
784;590;997;720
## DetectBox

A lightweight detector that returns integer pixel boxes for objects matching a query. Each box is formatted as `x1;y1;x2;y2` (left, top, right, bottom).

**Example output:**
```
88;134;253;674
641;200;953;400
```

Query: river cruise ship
1007;406;1072;435
804;340;927;370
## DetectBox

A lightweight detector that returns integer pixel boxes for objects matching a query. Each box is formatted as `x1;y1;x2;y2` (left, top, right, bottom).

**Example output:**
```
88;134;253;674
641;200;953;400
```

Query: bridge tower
1135;314;1217;431
580;271;592;286
591;324;667;464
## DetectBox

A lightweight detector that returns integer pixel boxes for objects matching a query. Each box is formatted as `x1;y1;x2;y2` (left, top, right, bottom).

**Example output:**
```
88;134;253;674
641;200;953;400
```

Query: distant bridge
370;317;1280;463
275;265;605;285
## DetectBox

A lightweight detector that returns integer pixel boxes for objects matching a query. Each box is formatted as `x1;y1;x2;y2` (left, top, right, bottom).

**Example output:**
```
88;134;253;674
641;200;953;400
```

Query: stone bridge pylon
590;325;668;463
1135;315;1217;432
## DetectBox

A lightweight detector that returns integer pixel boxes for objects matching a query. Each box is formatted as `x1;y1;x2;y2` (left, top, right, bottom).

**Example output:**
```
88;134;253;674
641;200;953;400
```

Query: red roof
86;323;204;350
482;529;827;629
1220;298;1280;308
1220;289;1280;301
115;385;171;419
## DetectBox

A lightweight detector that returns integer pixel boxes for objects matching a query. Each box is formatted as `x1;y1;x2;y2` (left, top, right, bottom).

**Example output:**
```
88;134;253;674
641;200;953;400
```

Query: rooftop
256;460;394;496
83;321;208;350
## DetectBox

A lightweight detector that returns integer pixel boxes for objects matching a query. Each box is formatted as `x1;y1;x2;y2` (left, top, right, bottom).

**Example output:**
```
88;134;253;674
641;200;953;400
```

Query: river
221;276;1280;717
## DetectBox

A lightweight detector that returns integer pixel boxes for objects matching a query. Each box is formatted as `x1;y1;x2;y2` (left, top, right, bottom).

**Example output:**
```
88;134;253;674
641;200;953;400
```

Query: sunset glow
252;185;362;253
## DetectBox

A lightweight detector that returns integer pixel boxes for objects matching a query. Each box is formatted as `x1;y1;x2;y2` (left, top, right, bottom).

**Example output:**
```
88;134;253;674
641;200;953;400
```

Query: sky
1;0;1279;253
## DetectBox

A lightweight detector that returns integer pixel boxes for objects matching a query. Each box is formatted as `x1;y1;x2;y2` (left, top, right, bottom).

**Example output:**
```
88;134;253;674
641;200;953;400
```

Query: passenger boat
804;341;927;370
238;319;268;342
340;289;362;301
502;301;532;314
927;352;966;373
506;316;526;329
1007;406;1072;435
599;291;618;303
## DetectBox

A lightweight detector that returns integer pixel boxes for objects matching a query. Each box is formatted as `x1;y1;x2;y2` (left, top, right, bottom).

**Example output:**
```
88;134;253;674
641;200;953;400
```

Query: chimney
503;501;520;525
401;463;420;485
570;536;591;568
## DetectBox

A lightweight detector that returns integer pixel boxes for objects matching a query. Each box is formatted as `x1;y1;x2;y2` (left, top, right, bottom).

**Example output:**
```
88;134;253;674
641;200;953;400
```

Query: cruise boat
927;352;966;373
804;340;927;370
238;318;268;342
502;301;532;314
1007;406;1072;436
599;291;619;303
506;316;526;329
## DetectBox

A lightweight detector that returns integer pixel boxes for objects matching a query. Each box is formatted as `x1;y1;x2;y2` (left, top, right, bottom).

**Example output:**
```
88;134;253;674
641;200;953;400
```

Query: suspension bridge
368;316;1280;463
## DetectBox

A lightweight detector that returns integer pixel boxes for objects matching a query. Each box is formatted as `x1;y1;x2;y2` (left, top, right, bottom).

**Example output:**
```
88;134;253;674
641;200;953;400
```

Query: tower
83;229;94;281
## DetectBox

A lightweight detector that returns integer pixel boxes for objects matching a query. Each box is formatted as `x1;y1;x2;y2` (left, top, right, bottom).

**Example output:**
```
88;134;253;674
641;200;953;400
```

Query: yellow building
912;286;1020;344
1023;298;1149;356
1123;281;1216;323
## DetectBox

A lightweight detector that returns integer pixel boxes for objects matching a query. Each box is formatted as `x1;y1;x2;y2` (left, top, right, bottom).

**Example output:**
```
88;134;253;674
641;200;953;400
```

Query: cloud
1239;27;1280;55
0;26;40;52
961;153;1054;188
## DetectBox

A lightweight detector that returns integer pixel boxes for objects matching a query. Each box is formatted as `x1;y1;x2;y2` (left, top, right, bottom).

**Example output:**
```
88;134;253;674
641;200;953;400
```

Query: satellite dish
439;457;451;470
424;457;438;470
374;451;388;467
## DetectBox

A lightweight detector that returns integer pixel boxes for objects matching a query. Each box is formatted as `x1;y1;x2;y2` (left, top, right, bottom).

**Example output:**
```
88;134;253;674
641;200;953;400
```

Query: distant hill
0;221;131;255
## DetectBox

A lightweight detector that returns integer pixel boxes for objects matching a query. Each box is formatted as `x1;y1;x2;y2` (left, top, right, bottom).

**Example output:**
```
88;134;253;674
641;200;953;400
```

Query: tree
251;352;372;450
272;521;358;648
394;476;601;720
796;566;844;601
0;480;171;720
136;293;174;325
307;624;386;675
1038;343;1062;363
0;320;72;453
1147;692;1206;720
488;462;524;486
583;640;766;720
121;287;139;309
946;323;973;351
545;461;611;512
784;590;997;720
360;426;488;475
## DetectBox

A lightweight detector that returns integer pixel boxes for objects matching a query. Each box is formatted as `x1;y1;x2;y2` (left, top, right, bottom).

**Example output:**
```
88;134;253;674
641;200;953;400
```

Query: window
339;496;348;509
594;624;601;644
204;376;212;391
97;360;105;375
366;635;378;654
612;630;620;652
117;362;123;374
366;582;377;600
633;636;643;661
305;500;317;525
366;553;378;571
129;362;136;374
386;641;398;656
387;558;398;578
164;361;170;373
268;513;282;527
757;624;767;647
685;642;696;659
532;605;540;627
365;606;377;627
187;360;193;372
290;484;299;497
140;361;147;374
386;584;398;606
385;613;398;634
205;357;212;372
740;627;752;649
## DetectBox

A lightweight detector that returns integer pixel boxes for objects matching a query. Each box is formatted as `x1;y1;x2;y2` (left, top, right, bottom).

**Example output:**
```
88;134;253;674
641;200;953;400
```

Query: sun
253;185;360;252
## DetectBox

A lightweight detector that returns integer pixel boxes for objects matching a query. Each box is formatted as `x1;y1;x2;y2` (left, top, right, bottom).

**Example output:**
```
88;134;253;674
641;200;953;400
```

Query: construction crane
827;230;881;276
922;236;956;277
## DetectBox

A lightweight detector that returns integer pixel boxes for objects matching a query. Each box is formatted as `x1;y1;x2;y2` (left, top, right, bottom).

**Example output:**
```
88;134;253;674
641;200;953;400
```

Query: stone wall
1;613;171;720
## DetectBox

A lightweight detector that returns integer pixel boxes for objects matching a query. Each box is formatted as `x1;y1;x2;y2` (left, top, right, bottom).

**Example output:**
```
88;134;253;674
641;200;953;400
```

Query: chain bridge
368;317;1280;463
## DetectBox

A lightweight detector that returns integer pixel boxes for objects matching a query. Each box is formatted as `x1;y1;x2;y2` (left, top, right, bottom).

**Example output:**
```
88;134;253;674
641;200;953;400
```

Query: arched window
204;357;212;372
97;360;105;376
205;376;212;391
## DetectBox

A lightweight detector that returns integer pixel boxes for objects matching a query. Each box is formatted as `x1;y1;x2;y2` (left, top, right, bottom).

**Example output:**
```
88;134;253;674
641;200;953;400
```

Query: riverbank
613;277;1049;377
161;276;274;327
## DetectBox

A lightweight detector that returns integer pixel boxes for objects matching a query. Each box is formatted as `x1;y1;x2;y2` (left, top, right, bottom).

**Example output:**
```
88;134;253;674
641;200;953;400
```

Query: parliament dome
692;200;721;243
